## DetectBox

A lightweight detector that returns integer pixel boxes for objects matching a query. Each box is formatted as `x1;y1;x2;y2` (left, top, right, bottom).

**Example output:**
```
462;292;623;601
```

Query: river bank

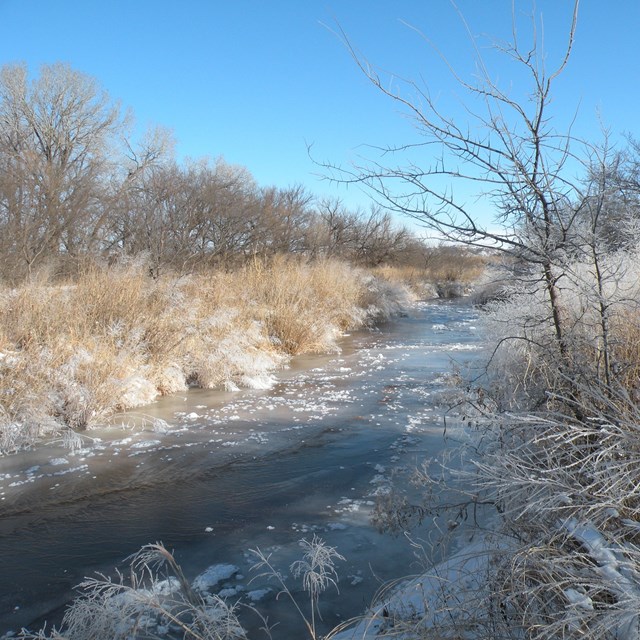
0;258;422;455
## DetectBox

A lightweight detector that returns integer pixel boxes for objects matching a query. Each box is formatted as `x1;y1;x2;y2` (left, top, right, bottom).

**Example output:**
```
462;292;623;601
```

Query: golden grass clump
0;257;411;451
241;256;370;355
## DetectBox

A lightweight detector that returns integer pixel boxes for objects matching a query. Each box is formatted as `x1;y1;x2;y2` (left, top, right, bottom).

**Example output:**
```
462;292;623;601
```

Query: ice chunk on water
246;588;272;602
192;564;239;593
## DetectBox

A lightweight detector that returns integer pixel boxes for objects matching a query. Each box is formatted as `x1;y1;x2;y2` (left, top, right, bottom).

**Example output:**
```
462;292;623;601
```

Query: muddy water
0;300;484;638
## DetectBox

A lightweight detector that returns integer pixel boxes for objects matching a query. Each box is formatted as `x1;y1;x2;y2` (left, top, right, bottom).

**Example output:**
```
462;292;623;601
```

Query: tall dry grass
373;249;489;300
0;257;411;453
240;256;371;355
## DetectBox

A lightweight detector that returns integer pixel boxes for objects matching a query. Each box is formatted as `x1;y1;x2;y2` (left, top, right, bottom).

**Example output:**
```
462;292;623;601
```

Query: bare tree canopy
322;2;587;256
0;63;125;274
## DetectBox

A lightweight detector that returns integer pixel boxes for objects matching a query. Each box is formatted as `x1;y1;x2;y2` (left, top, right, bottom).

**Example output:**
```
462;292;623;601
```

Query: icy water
0;300;484;638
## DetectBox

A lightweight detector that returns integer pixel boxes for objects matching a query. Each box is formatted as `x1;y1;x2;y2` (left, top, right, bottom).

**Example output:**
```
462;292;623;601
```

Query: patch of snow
332;538;494;639
240;374;277;390
117;375;159;408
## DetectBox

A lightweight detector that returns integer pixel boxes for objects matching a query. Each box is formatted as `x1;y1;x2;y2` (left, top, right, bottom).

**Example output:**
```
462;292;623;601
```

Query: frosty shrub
20;538;348;640
460;380;640;640
482;248;640;412
19;543;248;640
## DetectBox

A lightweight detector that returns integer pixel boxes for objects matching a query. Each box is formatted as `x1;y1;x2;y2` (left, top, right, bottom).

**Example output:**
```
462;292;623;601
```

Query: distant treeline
0;62;451;282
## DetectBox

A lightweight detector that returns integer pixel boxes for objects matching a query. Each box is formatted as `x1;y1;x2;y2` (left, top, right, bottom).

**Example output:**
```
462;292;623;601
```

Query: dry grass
0;257;411;452
240;256;370;355
608;309;640;395
373;249;489;299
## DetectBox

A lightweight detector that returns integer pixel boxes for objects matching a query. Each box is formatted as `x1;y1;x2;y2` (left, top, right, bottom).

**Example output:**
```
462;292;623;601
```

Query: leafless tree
311;197;414;266
322;2;591;383
0;63;124;279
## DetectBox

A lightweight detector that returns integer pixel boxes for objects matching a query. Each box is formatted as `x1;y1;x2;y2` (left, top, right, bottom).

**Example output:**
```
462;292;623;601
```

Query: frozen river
0;299;484;638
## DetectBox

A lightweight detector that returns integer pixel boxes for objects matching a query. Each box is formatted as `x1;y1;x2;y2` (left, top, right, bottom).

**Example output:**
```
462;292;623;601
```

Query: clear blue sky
0;1;638;225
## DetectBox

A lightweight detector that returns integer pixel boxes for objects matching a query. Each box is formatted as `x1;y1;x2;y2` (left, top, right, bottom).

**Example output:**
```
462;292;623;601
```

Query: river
0;299;484;638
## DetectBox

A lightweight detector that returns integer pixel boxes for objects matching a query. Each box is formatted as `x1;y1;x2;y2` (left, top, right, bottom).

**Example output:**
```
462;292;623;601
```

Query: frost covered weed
20;542;248;640
0;257;409;452
250;535;345;640
20;538;345;640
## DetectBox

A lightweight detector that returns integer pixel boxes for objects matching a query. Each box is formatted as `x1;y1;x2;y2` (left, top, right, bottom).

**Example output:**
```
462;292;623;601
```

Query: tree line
0;62;431;283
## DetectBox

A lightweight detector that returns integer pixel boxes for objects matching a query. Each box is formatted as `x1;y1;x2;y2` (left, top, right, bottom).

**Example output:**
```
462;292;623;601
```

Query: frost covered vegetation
18;538;346;640
0;257;419;453
20;543;249;640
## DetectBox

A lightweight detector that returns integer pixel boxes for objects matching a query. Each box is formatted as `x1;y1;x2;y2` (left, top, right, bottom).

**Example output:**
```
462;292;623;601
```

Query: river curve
0;299;484;638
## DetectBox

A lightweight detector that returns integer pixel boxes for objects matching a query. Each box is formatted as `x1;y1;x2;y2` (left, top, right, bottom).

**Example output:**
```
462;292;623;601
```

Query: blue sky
0;1;638;225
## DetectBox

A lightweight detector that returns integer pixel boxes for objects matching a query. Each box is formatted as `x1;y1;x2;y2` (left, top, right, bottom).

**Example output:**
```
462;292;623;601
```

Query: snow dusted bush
456;381;640;640
21;537;346;640
482;249;640;411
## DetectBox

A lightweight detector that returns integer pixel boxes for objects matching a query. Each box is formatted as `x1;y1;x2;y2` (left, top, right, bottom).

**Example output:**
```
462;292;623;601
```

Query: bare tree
322;2;587;380
0;63;124;279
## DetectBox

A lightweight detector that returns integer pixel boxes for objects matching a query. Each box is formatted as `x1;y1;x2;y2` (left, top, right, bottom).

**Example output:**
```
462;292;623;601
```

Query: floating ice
130;440;161;449
246;588;272;602
192;564;240;593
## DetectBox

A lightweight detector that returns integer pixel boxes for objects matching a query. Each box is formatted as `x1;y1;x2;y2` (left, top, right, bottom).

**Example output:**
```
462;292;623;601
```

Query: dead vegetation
0;257;414;453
